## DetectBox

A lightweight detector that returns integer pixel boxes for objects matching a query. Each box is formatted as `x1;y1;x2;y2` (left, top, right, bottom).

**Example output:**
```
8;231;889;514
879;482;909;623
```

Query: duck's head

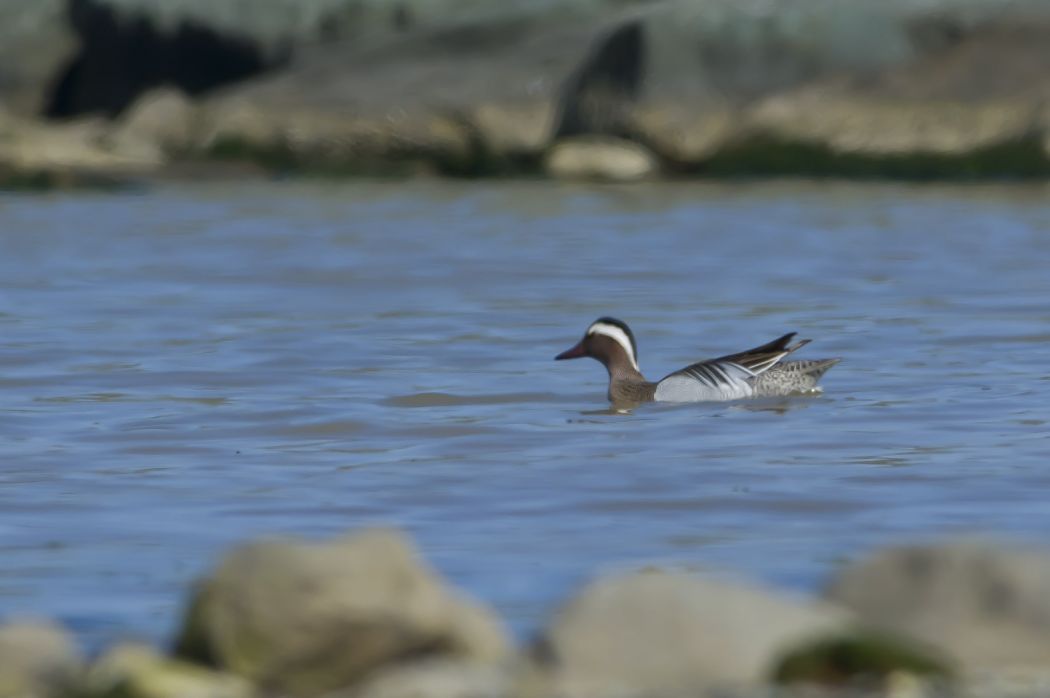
555;317;640;373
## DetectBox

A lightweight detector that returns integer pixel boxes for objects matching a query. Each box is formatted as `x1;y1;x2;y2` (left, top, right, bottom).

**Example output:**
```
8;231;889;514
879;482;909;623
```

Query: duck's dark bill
555;342;586;360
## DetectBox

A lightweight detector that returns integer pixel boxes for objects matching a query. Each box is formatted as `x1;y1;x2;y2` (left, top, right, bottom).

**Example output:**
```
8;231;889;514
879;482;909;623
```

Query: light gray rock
85;644;250;698
826;540;1050;670
743;19;1050;159
196;16;604;172
0;108;162;180
534;570;848;698
631;103;738;164
174;528;509;697
567;0;1050;168
0;0;78;116
0;620;82;698
564;0;918;141
91;0;652;55
24;0;655;120
749;92;1040;156
8;0;1050;178
188;0;1050;175
110;87;199;158
544;136;659;181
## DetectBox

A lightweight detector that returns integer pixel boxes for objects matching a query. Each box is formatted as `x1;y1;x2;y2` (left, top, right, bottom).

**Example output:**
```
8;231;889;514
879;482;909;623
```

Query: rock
0;0;79;116
195;16;604;174
0;108;161;189
198;99;474;176
560;0;1050;173
533;570;847;697
749;92;1039;156
186;0;1050;177
7;0;1050;179
85;644;250;698
0;620;82;698
350;659;513;698
90;0;648;56
109;87;199;159
743;19;1050;165
631;104;738;165
544;136;659;181
826;540;1050;671
49;0;655;119
470;101;557;163
556;0;922;147
174;529;509;697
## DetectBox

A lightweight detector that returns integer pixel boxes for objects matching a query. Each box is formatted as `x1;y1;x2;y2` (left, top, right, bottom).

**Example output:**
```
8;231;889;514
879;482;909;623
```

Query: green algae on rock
771;630;953;688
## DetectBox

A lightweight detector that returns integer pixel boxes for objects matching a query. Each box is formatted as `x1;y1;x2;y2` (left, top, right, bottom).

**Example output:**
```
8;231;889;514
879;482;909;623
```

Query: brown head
555;317;643;378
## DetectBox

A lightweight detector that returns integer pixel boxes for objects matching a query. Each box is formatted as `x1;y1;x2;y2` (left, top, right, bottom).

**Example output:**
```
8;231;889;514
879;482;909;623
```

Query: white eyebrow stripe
587;323;640;372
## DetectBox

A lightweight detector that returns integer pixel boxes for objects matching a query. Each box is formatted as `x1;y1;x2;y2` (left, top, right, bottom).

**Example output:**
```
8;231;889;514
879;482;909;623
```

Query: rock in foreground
0;620;82;698
533;570;847;697
827;540;1050;671
174;529;509;697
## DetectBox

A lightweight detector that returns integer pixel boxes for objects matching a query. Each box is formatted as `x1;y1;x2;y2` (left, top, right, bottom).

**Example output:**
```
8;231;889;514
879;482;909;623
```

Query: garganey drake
555;317;839;405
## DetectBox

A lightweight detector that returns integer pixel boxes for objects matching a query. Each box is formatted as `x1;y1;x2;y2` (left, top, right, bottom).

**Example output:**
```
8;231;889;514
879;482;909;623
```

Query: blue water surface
1;180;1048;649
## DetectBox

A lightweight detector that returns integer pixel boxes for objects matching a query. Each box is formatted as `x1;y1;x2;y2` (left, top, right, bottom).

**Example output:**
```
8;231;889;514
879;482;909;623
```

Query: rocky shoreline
2;0;1050;188
5;530;1050;698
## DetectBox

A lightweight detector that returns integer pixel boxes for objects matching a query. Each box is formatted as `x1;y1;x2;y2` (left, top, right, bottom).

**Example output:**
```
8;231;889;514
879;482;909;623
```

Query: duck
555;317;839;404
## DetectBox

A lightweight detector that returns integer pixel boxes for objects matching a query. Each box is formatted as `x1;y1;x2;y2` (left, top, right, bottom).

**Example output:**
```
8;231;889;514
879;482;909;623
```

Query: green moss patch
772;630;953;687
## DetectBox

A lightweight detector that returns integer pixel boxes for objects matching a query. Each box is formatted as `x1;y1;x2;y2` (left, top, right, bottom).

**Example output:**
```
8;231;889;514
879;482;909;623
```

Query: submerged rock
827;540;1050;671
174;528;509;697
0;620;82;698
533;570;847;697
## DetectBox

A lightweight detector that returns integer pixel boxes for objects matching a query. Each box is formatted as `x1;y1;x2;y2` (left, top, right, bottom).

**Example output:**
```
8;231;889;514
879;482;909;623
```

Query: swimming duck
555;317;839;404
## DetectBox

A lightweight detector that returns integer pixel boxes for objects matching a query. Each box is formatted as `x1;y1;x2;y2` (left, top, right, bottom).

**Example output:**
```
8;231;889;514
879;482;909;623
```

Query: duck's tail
784;357;841;381
752;356;841;395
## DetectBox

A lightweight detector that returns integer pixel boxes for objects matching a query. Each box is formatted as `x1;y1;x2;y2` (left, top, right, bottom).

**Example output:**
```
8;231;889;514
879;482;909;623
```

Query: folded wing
654;332;811;402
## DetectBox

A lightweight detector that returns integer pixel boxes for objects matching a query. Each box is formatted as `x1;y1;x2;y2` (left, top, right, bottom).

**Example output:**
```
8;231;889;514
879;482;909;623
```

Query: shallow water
1;179;1048;650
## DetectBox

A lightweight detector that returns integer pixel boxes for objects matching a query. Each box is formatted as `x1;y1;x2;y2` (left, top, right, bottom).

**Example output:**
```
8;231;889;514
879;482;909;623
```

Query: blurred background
2;0;1050;184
